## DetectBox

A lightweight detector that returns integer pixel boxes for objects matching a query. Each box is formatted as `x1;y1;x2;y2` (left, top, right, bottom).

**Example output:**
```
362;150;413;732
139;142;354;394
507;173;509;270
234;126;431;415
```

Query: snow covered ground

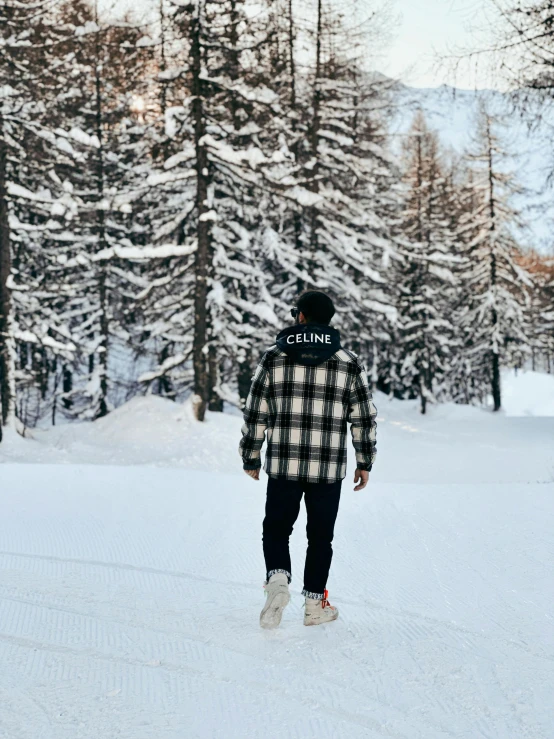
1;371;553;738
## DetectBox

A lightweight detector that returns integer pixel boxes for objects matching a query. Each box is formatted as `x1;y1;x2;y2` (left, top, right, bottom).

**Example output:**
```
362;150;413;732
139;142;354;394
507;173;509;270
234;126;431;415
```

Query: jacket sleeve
239;354;270;470
348;360;377;471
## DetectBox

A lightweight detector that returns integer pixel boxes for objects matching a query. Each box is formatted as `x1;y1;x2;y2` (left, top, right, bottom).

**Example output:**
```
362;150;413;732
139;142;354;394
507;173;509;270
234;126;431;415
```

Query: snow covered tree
456;103;532;411
0;104;14;439
393;111;459;413
7;0;547;434
46;0;157;419
92;0;400;418
0;0;84;436
516;248;554;372
261;0;400;365
133;0;296;419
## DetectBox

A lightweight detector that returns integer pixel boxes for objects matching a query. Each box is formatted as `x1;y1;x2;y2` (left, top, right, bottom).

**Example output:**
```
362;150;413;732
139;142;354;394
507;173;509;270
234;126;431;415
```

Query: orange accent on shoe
322;589;335;610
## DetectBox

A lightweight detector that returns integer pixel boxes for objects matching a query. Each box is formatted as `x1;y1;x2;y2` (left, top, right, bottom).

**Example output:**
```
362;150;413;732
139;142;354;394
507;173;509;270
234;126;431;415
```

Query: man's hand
245;468;260;481
353;469;369;491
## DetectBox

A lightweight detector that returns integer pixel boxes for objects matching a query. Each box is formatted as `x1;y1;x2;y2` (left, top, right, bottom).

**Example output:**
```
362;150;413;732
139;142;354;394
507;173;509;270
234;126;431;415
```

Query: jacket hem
243;459;262;470
265;469;346;484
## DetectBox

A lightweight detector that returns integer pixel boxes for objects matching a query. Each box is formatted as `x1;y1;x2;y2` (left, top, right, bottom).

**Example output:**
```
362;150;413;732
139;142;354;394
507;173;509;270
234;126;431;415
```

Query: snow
146;169;196;186
138;355;189;384
136;35;157;47
0;379;553;738
501;368;554;417
7;183;51;203
237;121;262;136
201;134;267;169
164;147;195;170
198;209;218;222
93;244;196;262
13;328;76;354
287;185;323;207
74;21;100;37
68;126;100;148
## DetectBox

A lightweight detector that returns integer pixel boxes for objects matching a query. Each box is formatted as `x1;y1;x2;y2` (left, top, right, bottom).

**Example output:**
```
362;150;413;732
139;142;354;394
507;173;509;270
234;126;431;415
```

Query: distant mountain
388;82;554;253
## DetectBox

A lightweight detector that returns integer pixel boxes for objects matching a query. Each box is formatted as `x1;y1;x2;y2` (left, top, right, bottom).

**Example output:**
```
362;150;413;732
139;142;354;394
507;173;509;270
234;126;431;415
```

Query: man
239;290;377;629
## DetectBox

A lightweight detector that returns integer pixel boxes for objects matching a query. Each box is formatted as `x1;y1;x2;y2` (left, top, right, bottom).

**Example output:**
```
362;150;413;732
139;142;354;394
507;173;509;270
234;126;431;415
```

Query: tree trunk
207;345;223;412
52;360;59;427
62;366;73;410
157;344;175;399
0;113;15;440
191;3;211;421
287;0;304;292
158;0;168;122
238;357;252;409
419;374;427;415
97;268;109;417
288;0;297;112
226;3;256;406
308;0;323;253
93;2;109;418
228;0;240;129
487;115;501;412
491;345;501;412
39;347;48;400
491;304;501;412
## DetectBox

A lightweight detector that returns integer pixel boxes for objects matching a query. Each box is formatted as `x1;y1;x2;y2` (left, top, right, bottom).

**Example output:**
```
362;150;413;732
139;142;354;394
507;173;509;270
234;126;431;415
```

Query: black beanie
297;291;335;325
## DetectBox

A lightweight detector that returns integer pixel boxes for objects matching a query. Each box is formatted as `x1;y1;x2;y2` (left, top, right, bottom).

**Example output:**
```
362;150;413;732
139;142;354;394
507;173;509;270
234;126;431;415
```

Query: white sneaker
260;572;290;629
304;589;339;626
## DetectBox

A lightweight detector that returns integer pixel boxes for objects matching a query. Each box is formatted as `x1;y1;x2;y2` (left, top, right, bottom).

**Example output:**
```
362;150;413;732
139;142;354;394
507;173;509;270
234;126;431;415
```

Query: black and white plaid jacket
239;323;377;483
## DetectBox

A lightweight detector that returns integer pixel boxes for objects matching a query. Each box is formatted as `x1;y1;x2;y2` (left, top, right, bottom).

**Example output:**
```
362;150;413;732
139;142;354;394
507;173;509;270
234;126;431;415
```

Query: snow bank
501;368;554;416
0;396;243;472
2;380;553;484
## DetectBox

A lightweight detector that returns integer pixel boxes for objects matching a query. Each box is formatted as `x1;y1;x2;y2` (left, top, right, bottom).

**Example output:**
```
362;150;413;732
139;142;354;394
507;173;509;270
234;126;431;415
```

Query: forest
0;0;553;439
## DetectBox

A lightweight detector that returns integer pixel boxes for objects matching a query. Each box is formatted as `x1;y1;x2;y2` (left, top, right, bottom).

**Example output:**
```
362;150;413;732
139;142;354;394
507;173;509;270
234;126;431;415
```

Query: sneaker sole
304;611;339;627
260;591;290;629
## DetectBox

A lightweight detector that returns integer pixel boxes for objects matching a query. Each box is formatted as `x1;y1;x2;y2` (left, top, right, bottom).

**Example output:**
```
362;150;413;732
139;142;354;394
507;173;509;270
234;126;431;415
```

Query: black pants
262;476;342;598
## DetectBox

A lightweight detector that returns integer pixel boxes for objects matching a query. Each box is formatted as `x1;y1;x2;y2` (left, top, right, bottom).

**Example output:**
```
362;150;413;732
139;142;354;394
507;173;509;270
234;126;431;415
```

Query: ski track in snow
1;379;554;738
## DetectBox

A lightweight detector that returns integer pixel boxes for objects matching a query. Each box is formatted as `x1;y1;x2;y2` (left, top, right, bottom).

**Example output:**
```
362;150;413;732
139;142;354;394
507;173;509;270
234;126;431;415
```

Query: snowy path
1;384;554;738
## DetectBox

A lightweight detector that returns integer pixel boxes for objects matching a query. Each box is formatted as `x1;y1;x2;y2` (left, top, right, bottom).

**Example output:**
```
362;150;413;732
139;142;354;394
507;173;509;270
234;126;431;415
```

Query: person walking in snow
239;291;377;628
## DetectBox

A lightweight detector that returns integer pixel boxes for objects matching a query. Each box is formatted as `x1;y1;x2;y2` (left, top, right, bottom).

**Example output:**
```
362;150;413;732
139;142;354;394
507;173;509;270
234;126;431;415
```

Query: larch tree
0;0;81;437
50;0;156;419
457;102;532;411
139;0;293;419
394;111;459;414
515;248;554;373
264;0;400;365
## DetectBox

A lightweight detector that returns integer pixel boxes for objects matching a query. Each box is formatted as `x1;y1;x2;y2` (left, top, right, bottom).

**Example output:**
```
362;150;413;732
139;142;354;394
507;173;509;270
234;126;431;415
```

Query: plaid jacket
239;331;377;483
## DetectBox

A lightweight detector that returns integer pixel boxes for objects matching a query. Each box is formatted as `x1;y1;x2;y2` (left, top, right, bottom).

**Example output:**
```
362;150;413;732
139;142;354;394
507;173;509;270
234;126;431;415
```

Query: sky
100;0;500;91
372;0;498;90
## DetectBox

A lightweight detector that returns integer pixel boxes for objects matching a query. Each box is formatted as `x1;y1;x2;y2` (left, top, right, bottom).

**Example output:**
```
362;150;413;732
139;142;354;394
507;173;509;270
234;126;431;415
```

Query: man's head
293;291;335;325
